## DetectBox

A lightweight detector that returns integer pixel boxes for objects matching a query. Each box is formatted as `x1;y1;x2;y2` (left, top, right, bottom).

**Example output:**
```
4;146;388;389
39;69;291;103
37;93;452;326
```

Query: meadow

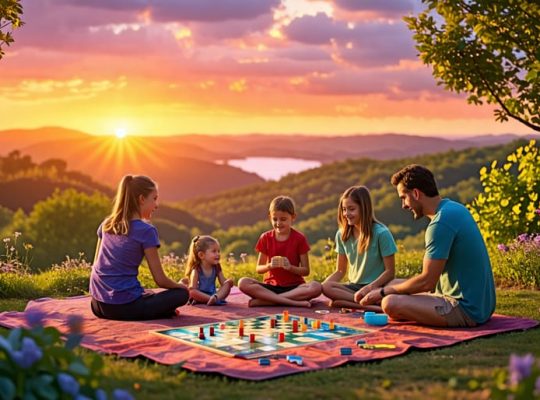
1;250;539;399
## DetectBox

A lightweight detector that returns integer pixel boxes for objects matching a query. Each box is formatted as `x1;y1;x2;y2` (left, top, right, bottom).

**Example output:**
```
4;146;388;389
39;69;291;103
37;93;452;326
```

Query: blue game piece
286;355;304;366
364;313;388;326
356;339;366;346
258;358;271;366
340;347;352;356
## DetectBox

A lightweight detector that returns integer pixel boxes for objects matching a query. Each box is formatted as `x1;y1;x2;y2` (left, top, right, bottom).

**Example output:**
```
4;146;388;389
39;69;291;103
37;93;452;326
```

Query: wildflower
67;315;84;334
23;243;33;250
535;209;540;215
497;244;509;252
57;373;80;396
14;232;21;238
10;246;15;252
25;310;45;328
95;389;108;400
3;238;10;243
517;233;529;243
509;353;534;386
535;376;540;395
112;389;135;400
11;337;43;368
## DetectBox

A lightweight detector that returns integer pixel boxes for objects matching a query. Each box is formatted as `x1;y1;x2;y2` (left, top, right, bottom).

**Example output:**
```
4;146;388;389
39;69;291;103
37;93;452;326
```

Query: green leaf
0;377;16;400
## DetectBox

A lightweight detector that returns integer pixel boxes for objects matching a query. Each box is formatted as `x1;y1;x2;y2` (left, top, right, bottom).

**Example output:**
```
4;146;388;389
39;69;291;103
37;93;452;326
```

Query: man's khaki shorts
432;295;477;327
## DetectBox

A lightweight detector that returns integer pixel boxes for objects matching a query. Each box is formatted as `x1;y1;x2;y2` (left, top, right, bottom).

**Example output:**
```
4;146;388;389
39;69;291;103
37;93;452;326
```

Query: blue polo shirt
425;199;496;324
90;219;160;304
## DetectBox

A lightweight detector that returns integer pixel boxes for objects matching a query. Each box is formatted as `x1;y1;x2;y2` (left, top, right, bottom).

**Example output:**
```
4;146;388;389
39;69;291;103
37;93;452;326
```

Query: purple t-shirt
89;219;160;304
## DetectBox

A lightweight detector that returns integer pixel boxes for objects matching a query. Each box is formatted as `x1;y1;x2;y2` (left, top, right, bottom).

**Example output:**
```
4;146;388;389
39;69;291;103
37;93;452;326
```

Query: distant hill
176;140;529;252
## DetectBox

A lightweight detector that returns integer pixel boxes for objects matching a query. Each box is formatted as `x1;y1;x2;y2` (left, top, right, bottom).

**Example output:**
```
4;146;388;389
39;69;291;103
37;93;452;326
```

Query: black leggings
91;288;189;321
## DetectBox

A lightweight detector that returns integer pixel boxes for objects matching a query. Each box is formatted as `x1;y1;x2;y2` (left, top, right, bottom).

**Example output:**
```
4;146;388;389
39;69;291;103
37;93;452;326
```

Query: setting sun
115;128;127;139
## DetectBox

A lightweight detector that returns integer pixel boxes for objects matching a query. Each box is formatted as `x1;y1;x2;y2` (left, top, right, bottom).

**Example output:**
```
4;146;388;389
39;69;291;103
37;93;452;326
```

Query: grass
1;287;539;399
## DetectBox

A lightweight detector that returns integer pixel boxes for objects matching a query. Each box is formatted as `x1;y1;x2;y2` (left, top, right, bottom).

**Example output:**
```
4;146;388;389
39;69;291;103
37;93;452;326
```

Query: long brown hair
102;175;156;235
185;235;219;278
337;186;378;253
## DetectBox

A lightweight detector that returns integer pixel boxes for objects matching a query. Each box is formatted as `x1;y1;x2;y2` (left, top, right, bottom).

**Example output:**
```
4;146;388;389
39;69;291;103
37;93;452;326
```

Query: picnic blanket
0;289;537;380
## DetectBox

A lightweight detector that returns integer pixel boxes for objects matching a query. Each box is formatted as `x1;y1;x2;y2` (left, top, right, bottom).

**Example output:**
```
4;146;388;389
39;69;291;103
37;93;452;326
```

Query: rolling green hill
178;141;527;254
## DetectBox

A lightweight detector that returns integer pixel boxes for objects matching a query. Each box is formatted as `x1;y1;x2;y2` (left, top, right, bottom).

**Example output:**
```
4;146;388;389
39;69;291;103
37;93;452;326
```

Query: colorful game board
153;313;370;359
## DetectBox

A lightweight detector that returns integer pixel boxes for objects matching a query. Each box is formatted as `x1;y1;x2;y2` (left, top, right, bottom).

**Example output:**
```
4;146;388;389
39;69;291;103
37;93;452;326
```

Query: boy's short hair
269;195;296;215
390;164;439;197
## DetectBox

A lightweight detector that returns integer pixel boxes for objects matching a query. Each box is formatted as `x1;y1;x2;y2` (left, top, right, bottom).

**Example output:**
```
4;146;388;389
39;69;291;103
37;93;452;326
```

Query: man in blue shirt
360;165;496;327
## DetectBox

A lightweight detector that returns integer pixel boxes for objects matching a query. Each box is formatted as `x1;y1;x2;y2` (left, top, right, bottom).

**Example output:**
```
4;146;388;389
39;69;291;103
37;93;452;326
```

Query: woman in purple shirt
90;175;189;320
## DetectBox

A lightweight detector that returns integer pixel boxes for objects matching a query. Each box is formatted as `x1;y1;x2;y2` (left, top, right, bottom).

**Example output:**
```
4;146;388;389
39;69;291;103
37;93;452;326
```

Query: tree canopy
405;0;540;131
0;0;23;60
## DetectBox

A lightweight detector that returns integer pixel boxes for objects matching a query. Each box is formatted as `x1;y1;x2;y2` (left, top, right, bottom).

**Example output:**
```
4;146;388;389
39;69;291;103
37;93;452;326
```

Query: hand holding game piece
271;256;284;268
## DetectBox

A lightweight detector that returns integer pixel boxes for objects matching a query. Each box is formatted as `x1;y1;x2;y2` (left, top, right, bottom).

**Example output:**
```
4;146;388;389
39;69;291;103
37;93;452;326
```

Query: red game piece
279;332;285;342
198;327;205;340
239;327;244;337
270;318;276;328
209;326;215;336
220;323;226;330
250;333;255;343
292;320;298;333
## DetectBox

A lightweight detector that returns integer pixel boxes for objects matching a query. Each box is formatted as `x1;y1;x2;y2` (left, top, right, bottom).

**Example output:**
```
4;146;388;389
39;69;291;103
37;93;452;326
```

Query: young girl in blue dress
89;175;189;320
185;235;233;305
322;186;397;310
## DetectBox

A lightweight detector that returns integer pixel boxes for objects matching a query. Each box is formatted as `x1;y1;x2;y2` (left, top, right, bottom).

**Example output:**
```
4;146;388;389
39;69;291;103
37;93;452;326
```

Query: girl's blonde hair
185;235;219;277
103;175;156;235
269;195;296;215
337;186;378;253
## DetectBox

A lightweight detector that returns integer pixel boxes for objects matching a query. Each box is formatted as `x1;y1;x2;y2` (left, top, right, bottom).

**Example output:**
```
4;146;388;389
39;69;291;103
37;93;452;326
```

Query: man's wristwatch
380;286;386;298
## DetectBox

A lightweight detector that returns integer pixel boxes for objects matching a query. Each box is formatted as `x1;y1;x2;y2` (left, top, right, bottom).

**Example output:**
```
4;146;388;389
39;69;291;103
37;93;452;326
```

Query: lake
217;157;322;181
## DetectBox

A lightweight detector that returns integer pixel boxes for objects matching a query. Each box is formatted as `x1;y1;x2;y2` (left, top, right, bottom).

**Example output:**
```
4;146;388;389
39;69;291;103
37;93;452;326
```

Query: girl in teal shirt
322;186;397;310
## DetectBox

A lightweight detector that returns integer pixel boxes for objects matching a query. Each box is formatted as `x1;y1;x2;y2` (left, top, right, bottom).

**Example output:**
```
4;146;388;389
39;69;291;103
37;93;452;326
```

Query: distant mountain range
0;127;536;200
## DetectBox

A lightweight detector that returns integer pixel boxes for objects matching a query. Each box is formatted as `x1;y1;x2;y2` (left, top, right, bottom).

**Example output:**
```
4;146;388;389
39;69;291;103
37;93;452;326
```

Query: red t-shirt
255;228;310;287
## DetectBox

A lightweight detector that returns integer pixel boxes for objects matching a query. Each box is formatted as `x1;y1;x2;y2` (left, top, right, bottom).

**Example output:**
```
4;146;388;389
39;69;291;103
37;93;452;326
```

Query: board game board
153;313;370;359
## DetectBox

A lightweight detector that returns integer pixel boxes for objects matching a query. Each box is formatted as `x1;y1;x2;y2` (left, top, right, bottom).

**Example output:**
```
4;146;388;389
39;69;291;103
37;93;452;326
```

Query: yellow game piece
311;320;317;329
283;310;289;322
301;323;307;332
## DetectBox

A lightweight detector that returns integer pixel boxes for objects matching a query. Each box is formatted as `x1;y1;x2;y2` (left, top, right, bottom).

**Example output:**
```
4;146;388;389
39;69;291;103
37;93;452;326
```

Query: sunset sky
0;0;534;137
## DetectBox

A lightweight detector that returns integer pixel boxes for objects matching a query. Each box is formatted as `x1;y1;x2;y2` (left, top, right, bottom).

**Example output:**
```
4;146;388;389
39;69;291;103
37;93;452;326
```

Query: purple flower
509;353;535;386
67;314;84;334
535;376;540;395
112;389;135;400
11;337;43;368
57;373;80;396
535;209;540;215
517;233;530;243
497;244;509;252
24;310;45;328
95;389;108;400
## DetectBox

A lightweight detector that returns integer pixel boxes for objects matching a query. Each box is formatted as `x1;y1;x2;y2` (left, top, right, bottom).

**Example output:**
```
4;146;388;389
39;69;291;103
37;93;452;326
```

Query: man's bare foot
207;294;218;305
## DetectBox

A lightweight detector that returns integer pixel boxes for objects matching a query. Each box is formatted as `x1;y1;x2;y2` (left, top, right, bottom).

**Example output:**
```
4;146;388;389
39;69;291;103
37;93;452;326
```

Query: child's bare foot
207;294;218;305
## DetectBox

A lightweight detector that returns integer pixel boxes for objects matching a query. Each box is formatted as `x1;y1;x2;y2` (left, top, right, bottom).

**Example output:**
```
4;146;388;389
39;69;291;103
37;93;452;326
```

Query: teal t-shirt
335;222;397;285
425;199;496;324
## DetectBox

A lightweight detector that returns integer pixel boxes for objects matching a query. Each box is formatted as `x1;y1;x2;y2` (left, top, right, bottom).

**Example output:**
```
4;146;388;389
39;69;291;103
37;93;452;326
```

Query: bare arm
360;257;445;306
216;270;228;285
144;247;188;289
188;269;199;290
255;252;273;274
93;238;102;265
354;254;395;301
323;253;348;283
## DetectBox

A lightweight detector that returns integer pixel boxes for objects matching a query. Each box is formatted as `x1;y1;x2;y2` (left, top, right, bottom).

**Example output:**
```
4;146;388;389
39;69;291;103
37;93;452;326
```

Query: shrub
0;311;133;400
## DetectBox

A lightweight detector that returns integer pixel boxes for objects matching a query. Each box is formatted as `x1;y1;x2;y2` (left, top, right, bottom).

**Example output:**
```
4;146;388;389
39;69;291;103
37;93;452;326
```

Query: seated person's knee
381;295;400;315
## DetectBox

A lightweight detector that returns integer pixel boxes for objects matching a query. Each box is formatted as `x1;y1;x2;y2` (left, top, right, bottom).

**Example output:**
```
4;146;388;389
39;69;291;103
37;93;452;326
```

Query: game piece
311;320;317;329
258;358;271;366
198;327;205;340
283;310;289;322
153;313;370;359
239;326;244;337
286;355;303;366
340;347;352;356
239;320;244;329
292;320;299;333
360;344;396;350
316;320;321;329
315;310;330;314
364;313;388;326
250;333;255;343
303;316;309;325
356;339;366;346
329;320;335;330
270;318;276;328
209;326;215;336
